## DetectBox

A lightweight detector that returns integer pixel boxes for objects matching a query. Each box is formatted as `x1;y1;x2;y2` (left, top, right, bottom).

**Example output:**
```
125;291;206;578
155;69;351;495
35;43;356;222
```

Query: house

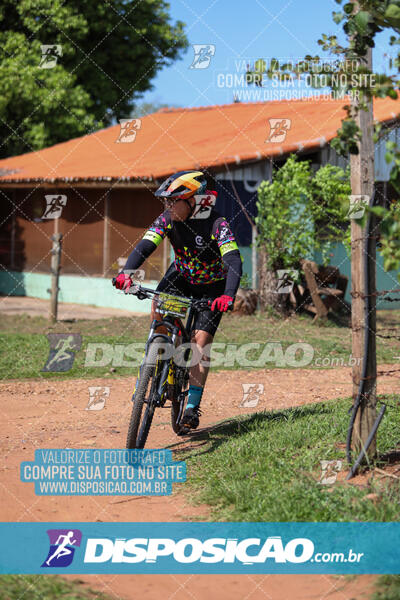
0;95;399;311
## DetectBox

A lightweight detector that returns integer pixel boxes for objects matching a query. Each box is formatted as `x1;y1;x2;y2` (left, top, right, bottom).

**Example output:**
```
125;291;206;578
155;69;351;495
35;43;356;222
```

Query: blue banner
20;449;186;496
0;522;399;574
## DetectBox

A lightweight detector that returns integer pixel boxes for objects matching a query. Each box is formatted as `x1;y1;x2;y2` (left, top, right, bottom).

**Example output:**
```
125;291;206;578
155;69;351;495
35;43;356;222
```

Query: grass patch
0;333;144;380
179;396;400;522
0;310;399;380
373;575;400;599
0;315;149;380
0;575;113;599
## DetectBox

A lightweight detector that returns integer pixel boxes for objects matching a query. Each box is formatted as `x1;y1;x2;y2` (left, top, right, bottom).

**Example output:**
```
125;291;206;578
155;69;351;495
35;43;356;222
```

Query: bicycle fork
137;325;178;405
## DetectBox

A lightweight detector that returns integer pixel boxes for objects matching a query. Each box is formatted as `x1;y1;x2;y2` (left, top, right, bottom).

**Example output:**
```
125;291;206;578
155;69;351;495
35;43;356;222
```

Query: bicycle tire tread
126;337;164;449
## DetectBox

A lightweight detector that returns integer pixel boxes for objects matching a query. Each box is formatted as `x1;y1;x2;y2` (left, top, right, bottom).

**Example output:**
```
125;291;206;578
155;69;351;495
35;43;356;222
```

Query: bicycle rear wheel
126;337;165;449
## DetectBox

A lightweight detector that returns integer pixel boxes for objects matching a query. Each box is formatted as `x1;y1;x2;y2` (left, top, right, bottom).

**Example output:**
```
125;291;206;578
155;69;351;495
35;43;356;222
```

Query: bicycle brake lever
136;288;149;300
125;283;140;295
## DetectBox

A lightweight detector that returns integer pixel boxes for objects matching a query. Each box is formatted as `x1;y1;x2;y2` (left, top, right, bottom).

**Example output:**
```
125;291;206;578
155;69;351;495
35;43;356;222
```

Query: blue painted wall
0;271;154;313
314;243;400;310
0;245;252;311
1;242;398;311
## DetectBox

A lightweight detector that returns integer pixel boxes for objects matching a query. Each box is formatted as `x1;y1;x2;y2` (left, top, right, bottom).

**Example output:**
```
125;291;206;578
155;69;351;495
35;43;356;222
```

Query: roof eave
0;177;158;188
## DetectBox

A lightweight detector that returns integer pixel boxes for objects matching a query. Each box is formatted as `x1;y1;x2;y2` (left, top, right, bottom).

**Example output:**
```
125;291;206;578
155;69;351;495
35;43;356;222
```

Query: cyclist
114;171;242;430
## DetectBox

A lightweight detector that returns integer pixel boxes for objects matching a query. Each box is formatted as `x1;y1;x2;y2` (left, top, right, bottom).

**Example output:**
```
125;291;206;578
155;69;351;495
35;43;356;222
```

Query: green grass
0;575;114;599
178;396;400;522
0;315;149;380
373;576;400;599
0;333;143;380
0;310;399;380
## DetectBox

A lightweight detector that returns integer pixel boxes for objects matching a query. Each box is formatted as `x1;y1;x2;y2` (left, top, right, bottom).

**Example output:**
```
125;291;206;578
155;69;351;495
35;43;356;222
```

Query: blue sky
141;0;394;108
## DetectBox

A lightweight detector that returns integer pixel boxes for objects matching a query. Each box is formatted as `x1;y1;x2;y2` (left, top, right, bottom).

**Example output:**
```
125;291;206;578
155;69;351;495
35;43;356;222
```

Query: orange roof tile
0;96;399;183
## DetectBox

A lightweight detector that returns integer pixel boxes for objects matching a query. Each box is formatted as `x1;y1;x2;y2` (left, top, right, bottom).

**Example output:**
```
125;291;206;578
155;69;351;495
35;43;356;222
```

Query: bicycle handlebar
112;278;233;311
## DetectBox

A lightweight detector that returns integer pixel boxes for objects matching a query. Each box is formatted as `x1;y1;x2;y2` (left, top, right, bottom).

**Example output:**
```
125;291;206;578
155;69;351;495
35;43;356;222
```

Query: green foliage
250;1;400;279
246;2;400;160
130;101;180;118
255;156;311;269
316;1;400;157
372;575;400;600
255;155;351;270
331;118;362;155
0;0;188;157
239;272;252;289
370;202;400;276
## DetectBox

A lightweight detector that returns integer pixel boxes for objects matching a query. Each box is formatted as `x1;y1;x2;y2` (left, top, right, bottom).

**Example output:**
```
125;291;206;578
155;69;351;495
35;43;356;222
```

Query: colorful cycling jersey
142;208;239;285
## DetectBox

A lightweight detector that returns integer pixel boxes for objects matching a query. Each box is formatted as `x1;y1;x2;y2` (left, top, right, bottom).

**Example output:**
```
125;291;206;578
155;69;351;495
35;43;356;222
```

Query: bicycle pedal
177;424;191;436
177;428;190;436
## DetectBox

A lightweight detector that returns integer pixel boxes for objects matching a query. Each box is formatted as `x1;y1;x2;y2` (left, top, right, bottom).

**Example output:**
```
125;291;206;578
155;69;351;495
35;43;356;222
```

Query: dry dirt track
1;366;396;599
62;572;376;600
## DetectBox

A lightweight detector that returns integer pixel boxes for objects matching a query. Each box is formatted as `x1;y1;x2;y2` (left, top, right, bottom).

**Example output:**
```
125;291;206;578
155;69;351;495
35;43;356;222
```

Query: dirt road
1;366;394;599
63;572;376;600
0;294;143;319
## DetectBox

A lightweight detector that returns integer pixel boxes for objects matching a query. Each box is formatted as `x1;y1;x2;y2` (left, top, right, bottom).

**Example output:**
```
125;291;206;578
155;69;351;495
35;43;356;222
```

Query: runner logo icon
42;333;82;372
41;529;82;567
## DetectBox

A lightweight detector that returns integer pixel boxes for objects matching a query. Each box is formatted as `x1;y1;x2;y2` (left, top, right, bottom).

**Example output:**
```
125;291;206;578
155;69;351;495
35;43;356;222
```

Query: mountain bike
112;280;231;449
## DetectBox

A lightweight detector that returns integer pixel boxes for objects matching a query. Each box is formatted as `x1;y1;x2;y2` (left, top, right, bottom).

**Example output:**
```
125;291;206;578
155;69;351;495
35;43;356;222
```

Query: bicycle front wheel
126;336;165;449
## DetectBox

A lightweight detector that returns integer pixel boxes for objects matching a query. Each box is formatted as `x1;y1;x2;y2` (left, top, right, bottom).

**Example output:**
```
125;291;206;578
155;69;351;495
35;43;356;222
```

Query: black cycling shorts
155;263;226;336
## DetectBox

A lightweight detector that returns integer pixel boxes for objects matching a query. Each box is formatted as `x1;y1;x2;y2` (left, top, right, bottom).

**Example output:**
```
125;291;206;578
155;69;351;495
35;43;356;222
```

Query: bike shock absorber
167;362;174;384
166;361;175;399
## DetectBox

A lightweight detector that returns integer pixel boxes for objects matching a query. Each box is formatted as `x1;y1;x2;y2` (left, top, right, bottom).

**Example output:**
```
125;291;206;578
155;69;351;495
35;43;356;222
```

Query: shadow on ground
168;402;332;460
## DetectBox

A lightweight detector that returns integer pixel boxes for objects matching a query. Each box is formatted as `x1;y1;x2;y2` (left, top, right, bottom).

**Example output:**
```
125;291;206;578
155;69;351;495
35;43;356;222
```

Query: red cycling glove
211;295;233;312
114;273;132;291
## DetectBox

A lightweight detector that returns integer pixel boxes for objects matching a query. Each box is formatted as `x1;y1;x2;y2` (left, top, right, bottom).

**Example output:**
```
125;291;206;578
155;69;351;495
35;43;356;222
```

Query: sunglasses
162;197;185;208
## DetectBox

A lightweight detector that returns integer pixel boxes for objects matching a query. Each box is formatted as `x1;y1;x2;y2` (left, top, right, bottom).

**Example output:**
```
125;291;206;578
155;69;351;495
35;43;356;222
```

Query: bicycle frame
115;279;233;447
144;301;199;408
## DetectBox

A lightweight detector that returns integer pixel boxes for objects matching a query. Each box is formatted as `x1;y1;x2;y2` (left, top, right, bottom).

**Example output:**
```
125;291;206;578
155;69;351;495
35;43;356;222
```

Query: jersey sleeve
122;211;171;272
142;211;172;247
211;217;239;256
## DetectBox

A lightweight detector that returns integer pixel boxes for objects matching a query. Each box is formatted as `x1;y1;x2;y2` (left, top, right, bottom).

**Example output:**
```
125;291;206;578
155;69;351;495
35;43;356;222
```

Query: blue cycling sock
186;385;203;410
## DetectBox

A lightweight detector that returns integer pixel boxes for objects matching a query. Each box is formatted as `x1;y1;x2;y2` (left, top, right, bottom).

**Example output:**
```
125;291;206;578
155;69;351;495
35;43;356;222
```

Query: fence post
50;233;62;323
102;190;110;277
350;45;377;460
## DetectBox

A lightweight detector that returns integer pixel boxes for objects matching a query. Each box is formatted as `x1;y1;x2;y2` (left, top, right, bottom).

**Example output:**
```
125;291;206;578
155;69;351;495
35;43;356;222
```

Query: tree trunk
350;43;377;461
258;249;288;314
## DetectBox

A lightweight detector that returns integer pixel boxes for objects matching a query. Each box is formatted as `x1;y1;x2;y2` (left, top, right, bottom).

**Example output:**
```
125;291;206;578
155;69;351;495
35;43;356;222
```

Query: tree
0;0;188;157
371;201;400;275
248;0;400;466
246;2;400;172
245;4;400;277
255;156;351;313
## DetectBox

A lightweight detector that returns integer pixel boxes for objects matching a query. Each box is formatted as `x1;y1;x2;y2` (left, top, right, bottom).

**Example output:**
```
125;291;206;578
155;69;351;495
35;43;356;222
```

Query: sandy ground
0;294;143;319
62;572;377;600
1;366;397;599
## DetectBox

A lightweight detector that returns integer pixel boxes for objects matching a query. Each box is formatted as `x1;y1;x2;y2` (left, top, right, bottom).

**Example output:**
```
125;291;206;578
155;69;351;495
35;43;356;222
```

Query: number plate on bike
157;293;190;317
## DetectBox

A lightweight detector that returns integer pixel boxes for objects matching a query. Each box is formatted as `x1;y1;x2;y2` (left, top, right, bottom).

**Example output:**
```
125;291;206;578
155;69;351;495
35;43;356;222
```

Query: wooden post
50;233;62;323
102;190;110;277
350;45;377;459
10;189;16;270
